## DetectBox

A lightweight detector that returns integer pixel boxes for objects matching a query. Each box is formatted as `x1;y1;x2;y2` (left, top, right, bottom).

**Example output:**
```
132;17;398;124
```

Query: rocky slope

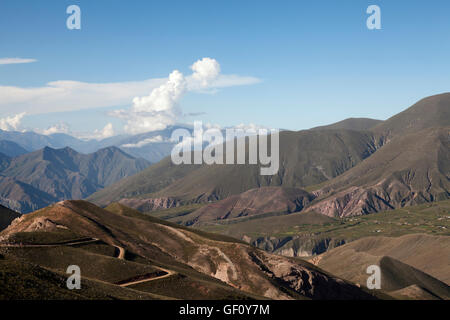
175;187;315;226
308;127;450;217
118;197;181;212
0;200;380;300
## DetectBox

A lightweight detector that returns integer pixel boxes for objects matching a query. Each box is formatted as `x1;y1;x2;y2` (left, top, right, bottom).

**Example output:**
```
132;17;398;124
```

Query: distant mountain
0;125;189;163
311;118;382;131
0;129;84;151
89;129;381;206
104;125;189;163
0;140;29;157
0;176;58;213
0;146;150;213
0;153;10;171
0;203;20;231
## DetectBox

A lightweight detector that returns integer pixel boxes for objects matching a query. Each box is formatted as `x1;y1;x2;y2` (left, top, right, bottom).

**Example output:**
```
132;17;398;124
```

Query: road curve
0;237;177;286
119;268;176;287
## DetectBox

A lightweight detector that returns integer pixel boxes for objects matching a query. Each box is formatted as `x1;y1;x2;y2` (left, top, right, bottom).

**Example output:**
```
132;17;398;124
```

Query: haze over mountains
0;125;185;163
0;146;150;213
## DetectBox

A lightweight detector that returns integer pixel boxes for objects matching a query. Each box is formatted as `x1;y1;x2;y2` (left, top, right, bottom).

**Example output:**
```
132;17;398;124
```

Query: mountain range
0;146;150;213
89;93;450;220
0;93;448;300
0;126;188;163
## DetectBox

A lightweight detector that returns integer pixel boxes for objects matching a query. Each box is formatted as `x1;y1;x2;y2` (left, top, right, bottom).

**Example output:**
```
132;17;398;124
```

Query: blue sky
1;0;450;138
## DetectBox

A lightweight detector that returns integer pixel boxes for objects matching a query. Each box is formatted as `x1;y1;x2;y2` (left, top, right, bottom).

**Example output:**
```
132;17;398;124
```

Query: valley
0;93;448;300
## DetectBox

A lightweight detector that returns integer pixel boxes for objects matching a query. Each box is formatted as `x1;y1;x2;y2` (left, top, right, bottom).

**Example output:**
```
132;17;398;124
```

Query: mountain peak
372;92;450;138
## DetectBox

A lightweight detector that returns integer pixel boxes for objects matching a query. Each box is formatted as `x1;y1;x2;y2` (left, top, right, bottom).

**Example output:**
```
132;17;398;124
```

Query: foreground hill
0;200;381;300
89;129;380;206
0;146;150;213
0;254;168;300
313;234;450;299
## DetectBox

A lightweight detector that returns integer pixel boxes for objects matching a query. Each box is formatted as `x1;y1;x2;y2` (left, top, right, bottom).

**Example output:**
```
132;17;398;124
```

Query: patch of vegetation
197;200;450;244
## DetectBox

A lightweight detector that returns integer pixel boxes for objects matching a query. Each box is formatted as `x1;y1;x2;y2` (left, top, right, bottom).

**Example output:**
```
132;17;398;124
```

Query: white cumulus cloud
111;57;256;135
0;61;259;117
0;112;26;131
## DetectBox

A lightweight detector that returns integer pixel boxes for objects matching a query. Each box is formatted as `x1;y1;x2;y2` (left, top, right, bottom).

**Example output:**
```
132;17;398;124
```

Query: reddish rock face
118;197;180;212
179;186;315;226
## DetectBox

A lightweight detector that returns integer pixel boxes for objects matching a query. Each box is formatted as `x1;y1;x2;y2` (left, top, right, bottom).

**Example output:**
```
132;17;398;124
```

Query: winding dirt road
119;267;176;287
0;237;176;286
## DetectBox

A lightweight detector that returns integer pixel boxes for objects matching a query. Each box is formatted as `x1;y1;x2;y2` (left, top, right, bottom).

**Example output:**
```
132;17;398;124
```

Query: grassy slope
7;245;160;284
198;200;450;241
0;253;168;300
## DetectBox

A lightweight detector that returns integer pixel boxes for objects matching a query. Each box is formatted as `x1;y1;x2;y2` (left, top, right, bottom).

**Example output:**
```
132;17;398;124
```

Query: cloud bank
0;59;259;118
